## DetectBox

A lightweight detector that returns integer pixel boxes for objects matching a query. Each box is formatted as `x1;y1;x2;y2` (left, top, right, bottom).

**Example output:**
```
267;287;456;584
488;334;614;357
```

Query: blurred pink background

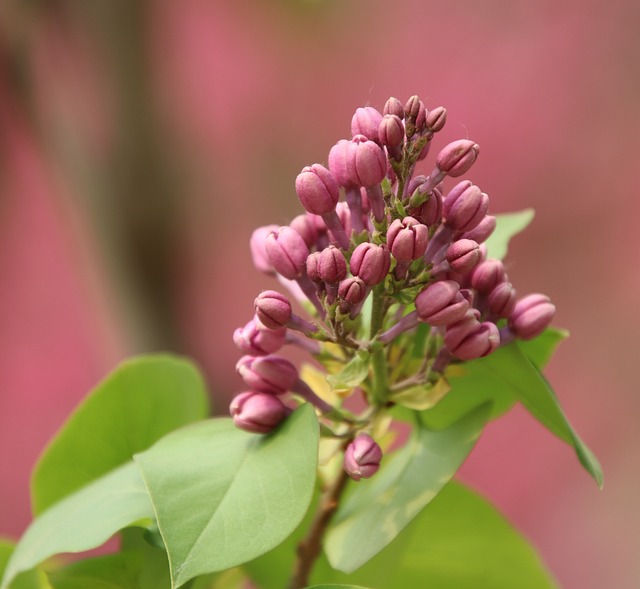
0;1;638;587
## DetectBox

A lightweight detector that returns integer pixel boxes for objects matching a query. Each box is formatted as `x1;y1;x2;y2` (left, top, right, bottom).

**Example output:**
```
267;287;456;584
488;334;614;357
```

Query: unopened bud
425;106;447;134
415;280;469;326
446;239;481;274
383;96;404;119
344;434;382;481
443;182;488;232
315;245;347;284
254;290;292;329
436;139;479;177
350;242;391;286
445;315;500;360
295;164;340;216
351;106;383;143
230;392;289;434
404;95;427;139
487;282;517;318
379;114;404;150
462;215;496;244
351;135;387;187
249;225;279;274
290;213;320;248
338;276;367;305
265;226;310;280
470;259;507;293
233;319;286;356
508;294;556;340
387;217;429;262
236;355;298;395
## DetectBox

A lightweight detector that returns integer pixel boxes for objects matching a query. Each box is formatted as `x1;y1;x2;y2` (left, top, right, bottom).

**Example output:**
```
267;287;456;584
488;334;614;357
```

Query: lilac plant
1;95;602;589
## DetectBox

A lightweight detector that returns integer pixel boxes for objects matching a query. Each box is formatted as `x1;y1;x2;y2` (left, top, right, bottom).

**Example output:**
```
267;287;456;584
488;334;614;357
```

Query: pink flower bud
387;217;429;262
470;259;507;294
351;106;383;143
265;226;310;280
488;282;517;318
379;114;404;149
249;225;279;274
328;139;357;188
236;355;298;395
306;251;322;282
445;316;500;360
338;276;367;305
315;245;348;284
443;182;488;232
351;135;387;187
462;215;496;244
290;213;321;248
415;280;469;326
230;391;289;434
350;242;391;286
408;178;443;226
425;106;447;133
383;96;404;119
436;139;479;177
446;239;481;274
508;294;556;340
233;318;286;356
254;290;292;329
295;164;340;216
404;95;426;138
344;434;383;481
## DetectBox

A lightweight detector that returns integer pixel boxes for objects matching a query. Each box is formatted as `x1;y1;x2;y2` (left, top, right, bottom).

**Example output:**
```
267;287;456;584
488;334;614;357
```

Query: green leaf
325;404;491;573
327;351;370;390
32;355;209;515
486;342;603;488
0;542;45;589
243;493;319;589
420;328;566;429
306;586;371;588
485;209;535;260
134;405;319;588
2;462;154;589
311;482;558;588
518;327;569;369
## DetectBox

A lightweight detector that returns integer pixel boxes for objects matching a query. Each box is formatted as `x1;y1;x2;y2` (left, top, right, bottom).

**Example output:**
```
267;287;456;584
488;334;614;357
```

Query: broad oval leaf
485;342;603;488
134;404;319;588
485;209;535;260
32;355;209;515
325;403;491;573
311;482;558;589
2;462;154;589
420;328;566;429
306;586;371;588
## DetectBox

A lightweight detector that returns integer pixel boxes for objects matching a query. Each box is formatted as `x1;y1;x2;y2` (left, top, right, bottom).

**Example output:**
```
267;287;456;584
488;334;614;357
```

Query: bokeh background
1;1;638;587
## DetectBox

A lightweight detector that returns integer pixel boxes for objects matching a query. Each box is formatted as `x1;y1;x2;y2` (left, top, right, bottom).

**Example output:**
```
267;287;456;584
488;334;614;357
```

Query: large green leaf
485;209;535;260
420;328;566;429
311;482;558;588
1;463;154;589
134;405;319;588
325;404;491;573
0;543;45;589
32;355;209;515
243;493;319;589
485;342;603;487
306;586;370;588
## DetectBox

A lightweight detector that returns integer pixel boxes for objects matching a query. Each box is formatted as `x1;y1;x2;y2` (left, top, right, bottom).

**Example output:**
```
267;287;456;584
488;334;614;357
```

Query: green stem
369;284;386;339
371;342;389;406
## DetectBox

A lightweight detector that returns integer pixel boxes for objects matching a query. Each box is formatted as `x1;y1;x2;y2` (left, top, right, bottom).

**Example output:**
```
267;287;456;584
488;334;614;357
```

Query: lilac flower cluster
231;95;556;481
